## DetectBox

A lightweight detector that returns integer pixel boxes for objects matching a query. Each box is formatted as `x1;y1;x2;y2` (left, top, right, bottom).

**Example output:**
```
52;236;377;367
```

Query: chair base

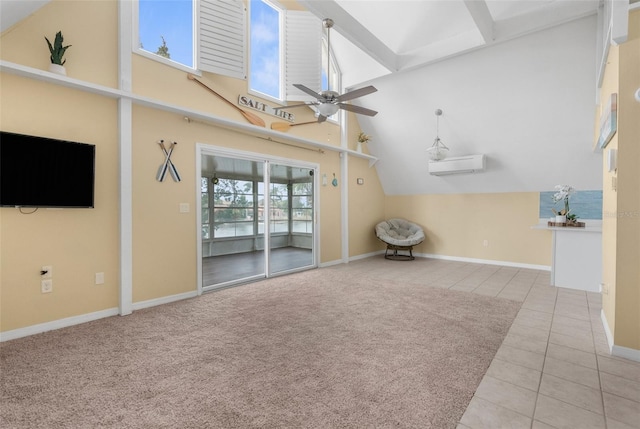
384;244;415;261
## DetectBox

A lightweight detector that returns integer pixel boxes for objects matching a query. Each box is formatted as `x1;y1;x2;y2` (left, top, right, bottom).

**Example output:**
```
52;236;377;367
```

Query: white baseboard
346;250;550;271
414;252;551;271
349;250;385;262
319;259;344;268
601;309;614;353
132;290;198;311
0;307;119;342
612;345;640;362
601;309;640;363
1;290;199;342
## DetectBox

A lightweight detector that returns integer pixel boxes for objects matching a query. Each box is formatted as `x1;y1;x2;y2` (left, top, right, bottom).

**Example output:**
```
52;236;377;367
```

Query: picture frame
596;93;617;150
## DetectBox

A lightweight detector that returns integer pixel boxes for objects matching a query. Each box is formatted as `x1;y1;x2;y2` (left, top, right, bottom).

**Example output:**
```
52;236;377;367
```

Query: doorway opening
198;146;318;291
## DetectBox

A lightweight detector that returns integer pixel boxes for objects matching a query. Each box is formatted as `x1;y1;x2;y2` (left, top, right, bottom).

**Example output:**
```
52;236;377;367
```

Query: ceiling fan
288;18;378;122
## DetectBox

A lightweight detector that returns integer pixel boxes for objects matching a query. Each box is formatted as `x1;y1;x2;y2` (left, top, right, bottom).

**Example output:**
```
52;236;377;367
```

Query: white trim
601;309;640;363
119;1;134;316
0;308;119;342
0;60;377;165
196;148;204;296
346;250;551;271
131;290;198;311
349;250;385;261
612;345;640;363
601;308;614;352
340;153;349;263
319;258;343;268
412;252;551;271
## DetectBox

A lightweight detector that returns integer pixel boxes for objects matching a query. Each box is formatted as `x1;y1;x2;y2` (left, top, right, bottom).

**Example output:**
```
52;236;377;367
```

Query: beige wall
600;43;620;344
385;193;551;266
0;0;383;333
599;10;640;352
1;1;120;332
5;0;626;343
0;76;120;331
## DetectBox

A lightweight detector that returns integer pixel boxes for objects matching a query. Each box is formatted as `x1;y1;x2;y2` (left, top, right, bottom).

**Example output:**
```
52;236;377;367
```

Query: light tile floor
335;257;640;429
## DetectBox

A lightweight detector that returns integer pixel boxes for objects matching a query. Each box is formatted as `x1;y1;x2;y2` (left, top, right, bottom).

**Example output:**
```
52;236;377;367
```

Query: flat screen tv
0;131;95;208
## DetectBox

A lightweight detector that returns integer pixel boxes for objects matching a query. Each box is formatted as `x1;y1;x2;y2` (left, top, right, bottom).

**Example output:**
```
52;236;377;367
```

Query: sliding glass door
200;150;316;291
268;163;314;275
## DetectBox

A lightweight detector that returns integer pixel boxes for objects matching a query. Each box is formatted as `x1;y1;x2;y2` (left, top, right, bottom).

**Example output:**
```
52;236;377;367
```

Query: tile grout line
588;292;609;429
530;284;558;429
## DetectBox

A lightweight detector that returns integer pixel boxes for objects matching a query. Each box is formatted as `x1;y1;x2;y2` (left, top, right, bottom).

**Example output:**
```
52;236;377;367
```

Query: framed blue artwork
596;93;617;150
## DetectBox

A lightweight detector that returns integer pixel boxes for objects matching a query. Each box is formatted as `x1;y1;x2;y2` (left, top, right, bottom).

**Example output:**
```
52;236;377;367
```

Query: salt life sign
238;96;295;123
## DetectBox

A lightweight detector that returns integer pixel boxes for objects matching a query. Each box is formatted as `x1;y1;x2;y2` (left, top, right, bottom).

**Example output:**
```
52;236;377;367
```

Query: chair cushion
375;219;425;247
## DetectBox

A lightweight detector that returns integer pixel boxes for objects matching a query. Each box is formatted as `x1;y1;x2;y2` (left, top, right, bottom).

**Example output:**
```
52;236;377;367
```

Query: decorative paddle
187;74;265;128
270;120;319;132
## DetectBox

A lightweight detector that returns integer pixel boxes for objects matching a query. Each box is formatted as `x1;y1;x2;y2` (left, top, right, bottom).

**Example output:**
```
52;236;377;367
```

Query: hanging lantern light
427;109;449;161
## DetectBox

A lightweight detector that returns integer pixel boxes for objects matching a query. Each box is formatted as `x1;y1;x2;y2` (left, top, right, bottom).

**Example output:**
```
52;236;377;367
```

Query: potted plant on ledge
45;31;71;75
357;132;371;153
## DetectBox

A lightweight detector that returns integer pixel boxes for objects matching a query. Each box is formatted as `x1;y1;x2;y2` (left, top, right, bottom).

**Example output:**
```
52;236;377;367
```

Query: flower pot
48;64;66;76
356;142;362;153
555;215;566;223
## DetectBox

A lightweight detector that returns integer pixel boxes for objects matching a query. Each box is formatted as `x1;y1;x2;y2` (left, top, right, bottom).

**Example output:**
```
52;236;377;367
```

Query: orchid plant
551;184;576;216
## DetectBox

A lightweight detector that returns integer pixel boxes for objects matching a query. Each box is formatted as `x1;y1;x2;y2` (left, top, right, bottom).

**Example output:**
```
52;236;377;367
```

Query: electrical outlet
95;272;105;285
483;240;489;247
179;203;190;213
601;283;609;295
41;279;53;293
41;265;52;279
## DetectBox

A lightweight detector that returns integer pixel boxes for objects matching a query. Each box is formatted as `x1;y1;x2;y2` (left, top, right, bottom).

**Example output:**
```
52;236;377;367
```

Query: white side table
532;223;602;292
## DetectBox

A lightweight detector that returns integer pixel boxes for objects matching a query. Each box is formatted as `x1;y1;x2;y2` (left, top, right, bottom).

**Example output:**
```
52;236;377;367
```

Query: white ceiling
0;0;51;34
298;0;601;88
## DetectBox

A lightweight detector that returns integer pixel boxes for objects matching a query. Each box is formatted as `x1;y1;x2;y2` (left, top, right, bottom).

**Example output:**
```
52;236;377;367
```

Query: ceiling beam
297;0;398;72
494;1;598;42
463;0;494;43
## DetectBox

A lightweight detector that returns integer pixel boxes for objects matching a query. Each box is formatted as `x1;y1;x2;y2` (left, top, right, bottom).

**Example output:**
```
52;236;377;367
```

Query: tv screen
0;131;95;208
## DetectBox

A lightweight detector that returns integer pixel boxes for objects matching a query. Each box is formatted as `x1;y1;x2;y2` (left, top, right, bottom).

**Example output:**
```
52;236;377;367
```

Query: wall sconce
427;109;449;161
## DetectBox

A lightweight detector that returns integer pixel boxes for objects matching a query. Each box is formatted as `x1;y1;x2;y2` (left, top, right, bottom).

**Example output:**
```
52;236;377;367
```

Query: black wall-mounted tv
0;131;95;208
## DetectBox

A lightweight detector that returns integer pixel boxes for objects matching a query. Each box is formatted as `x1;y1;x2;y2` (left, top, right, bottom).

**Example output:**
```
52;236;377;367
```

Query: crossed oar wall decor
156;140;181;182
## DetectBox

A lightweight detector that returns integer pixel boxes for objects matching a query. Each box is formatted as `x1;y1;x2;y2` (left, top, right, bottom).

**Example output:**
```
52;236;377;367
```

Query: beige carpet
1;266;520;428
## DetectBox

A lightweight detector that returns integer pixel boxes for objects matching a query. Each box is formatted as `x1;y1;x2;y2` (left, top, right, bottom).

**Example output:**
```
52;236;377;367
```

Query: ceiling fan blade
335;85;377;103
293;84;321;99
338;103;378;117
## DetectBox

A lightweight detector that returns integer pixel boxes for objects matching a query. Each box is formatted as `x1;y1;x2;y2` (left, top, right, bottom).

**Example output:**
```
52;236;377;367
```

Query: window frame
247;0;285;104
133;0;197;74
211;178;258;239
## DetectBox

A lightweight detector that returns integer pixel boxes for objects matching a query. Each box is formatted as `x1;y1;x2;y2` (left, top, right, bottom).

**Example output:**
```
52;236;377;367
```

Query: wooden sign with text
238;95;295;123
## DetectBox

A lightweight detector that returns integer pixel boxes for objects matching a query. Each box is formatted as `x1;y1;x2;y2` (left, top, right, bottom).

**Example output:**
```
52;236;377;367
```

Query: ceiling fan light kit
318;102;340;116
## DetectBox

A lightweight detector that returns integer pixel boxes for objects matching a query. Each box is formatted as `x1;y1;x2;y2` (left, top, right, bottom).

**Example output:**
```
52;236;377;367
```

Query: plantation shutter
199;0;246;79
284;11;322;102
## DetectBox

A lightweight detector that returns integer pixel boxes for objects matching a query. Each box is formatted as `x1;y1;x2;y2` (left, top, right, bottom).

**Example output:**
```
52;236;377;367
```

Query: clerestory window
136;0;331;108
135;0;246;77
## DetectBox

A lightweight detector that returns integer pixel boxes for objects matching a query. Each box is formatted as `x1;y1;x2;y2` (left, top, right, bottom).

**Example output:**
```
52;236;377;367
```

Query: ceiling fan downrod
323;18;334;92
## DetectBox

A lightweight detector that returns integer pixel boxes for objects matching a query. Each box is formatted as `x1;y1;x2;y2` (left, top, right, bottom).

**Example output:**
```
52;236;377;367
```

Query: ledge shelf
0;60;378;166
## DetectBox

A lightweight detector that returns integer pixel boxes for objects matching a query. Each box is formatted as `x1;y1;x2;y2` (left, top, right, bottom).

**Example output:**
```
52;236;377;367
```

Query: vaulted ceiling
298;0;600;88
1;0;607;195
